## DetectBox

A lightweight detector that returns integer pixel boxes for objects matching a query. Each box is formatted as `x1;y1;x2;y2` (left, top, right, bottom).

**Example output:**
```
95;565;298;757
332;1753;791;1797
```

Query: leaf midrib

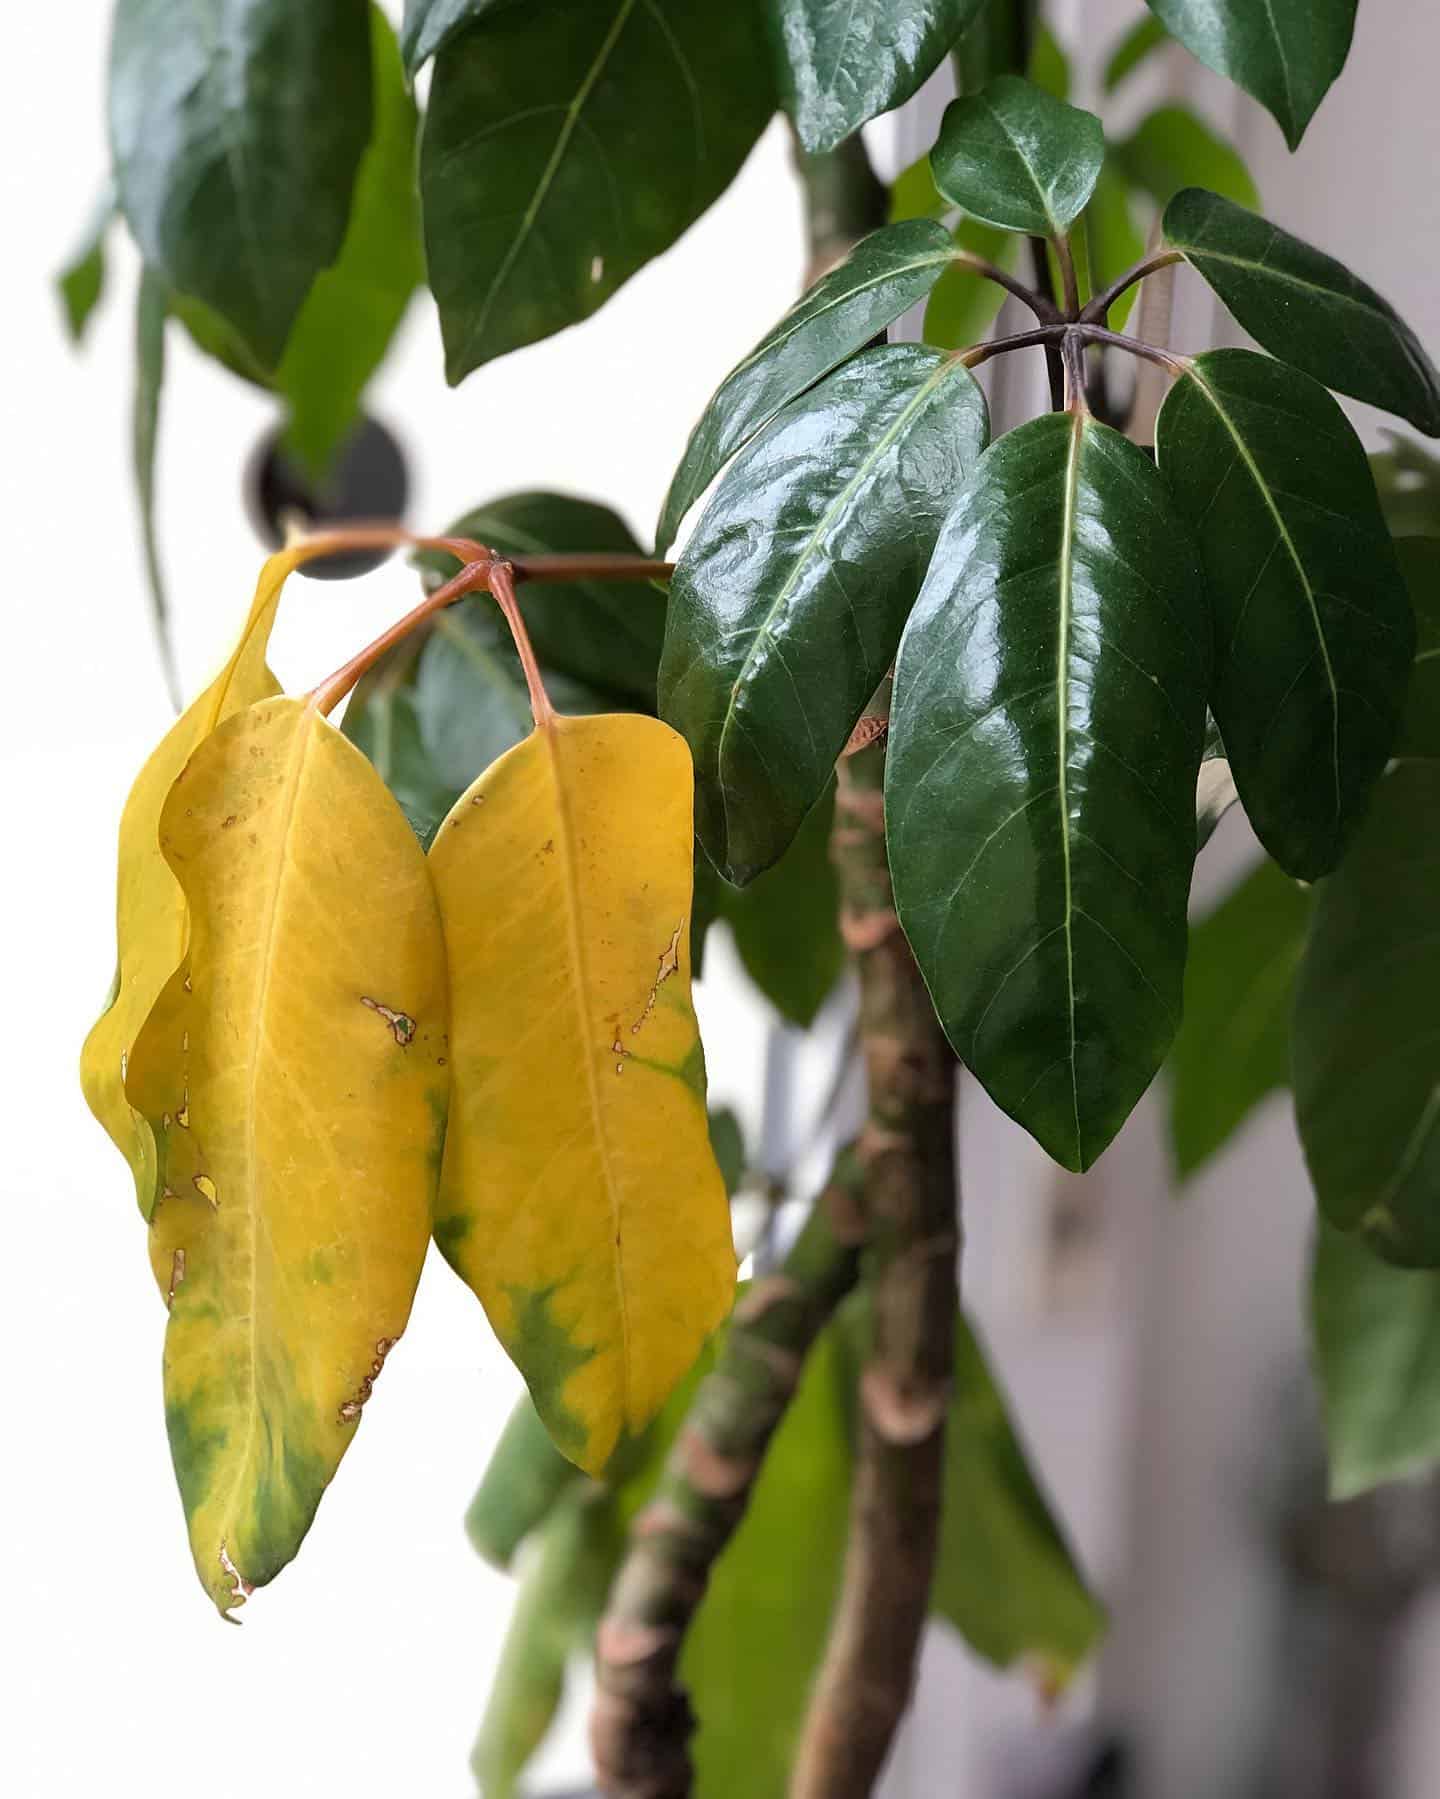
1056;411;1084;1162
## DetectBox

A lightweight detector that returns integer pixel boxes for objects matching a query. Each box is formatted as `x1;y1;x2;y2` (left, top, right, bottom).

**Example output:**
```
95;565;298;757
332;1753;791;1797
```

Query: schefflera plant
661;71;1426;1174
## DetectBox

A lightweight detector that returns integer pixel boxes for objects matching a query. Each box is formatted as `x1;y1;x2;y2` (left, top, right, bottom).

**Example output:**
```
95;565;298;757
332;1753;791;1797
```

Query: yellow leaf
80;546;318;1218
153;695;448;1614
428;713;734;1476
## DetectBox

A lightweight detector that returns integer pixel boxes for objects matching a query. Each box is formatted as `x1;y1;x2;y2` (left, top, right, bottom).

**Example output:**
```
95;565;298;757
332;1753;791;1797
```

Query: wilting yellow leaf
428;713;734;1476
151;695;448;1614
80;546;319;1217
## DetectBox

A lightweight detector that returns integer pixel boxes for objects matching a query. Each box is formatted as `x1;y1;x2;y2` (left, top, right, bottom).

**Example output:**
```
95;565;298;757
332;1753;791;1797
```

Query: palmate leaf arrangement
66;0;1440;1792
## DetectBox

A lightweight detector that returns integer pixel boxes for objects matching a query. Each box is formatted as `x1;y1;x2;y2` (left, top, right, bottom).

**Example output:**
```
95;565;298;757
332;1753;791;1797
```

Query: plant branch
958;323;1065;369
590;1155;869;1798
309;556;494;716
488;558;555;726
952;251;1061;324
1055;234;1080;319
1074;322;1191;377
1080;248;1184;324
1027;238;1066;409
790;739;960;1799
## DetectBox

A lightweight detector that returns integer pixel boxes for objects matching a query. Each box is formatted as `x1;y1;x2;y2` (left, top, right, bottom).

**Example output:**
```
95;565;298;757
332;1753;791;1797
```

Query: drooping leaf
887;411;1209;1172
147;696;447;1613
720;782;844;1029
1397;539;1440;759
771;0;985;155
921;217;1018;350
657;221;955;554
1143;0;1356;149
1311;1222;1440;1500
930;76;1105;237
1167;858;1311;1178
277;6;423;477
422;0;774;382
662;345;989;884
1163;189;1440;437
342;662;462;850
1116;108;1258;213
419;494;667;703
1103;15;1169;92
931;1314;1103;1686
465;1395;584;1571
1294;761;1440;1267
1372;437;1440;540
133;266;180;710
1156;349;1415;879
401;0;499;72
109;0;372;369
56;186;114;343
429;713;735;1474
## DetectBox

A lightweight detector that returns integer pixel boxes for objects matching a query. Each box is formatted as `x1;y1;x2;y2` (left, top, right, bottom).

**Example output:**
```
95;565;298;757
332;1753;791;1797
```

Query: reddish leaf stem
309;558;495;717
488;559;556;728
1080;248;1184;324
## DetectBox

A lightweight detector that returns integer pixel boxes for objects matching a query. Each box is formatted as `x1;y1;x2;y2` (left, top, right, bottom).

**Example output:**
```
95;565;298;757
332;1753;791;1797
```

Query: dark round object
245;414;410;580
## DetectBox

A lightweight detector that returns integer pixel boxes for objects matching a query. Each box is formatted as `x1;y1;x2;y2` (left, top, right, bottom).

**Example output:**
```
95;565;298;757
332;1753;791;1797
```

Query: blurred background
6;2;1440;1795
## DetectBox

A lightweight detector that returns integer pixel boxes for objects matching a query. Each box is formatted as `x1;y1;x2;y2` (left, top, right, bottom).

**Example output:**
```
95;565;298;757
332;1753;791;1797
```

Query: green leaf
1103;15;1169;92
1311;1222;1440;1500
931;75;1105;237
57;187;113;344
342;662;462;850
1116;107;1258;213
657;220;955;554
932;1314;1103;1685
921;218;1017;350
1372;437;1440;540
421;0;774;382
465;1395;585;1571
887;412;1209;1172
1144;0;1356;149
1026;21;1070;100
419;494;668;704
1195;714;1238;850
134;268;180;710
1295;761;1440;1267
889;155;949;224
401;0;498;72
1083;163;1145;333
661;345;989;885
1397;539;1440;760
109;0;372;370
1156;349;1415;880
1163;189;1440;437
1167;858;1311;1178
708;1108;747;1197
276;6;423;478
772;0;986;155
721;783;844;1029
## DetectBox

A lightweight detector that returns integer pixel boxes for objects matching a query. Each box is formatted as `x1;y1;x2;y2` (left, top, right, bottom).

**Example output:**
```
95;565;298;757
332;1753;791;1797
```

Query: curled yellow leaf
429;713;734;1476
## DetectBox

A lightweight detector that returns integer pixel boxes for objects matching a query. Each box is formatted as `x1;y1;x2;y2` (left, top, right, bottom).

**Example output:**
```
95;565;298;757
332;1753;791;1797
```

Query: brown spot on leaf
166;1248;187;1309
361;996;416;1047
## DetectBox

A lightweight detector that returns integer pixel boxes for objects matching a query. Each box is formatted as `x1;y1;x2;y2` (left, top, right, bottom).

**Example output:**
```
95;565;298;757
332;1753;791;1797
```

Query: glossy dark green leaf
400;0;498;72
277;6;423;477
1311;1222;1440;1500
931;76;1104;237
57;188;113;344
419;493;667;704
771;0;985;154
1103;14;1169;92
1156;350;1414;879
1144;0;1356;149
422;0;773;382
932;1314;1103;1684
887;412;1209;1172
109;0;372;370
657;220;955;554
1164;189;1440;436
721;783;844;1028
465;1394;584;1571
1167;858;1311;1178
1397;539;1440;760
1116;108;1258;213
921;218;1017;351
1372;437;1440;540
342;662;462;849
133;269;180;710
1295;761;1440;1267
661;345;989;885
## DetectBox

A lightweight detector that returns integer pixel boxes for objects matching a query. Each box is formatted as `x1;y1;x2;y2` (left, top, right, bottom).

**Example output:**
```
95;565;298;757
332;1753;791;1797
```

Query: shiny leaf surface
150;696;447;1612
429;714;734;1473
465;1395;583;1571
109;0;372;368
1164;189;1440;436
931;76;1105;236
1397;539;1440;759
1295;761;1440;1267
657;221;955;554
1144;0;1356;149
422;0;773;381
1156;350;1414;879
1116;108;1258;212
662;345;989;884
887;412;1209;1171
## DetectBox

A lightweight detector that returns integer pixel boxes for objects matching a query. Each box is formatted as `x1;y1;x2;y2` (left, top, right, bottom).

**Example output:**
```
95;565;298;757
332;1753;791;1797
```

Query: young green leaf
1396;539;1440;759
422;0;773;382
931;76;1105;237
887;412;1209;1173
1164;189;1440;437
1167;858;1311;1179
109;0;372;370
428;714;735;1475
1144;0;1357;150
657;220;956;554
1295;761;1440;1267
1115;108;1258;212
56;187;114;344
465;1396;584;1571
1311;1223;1440;1500
661;345;989;885
772;0;986;154
1103;14;1169;92
151;696;447;1613
1156;350;1415;880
